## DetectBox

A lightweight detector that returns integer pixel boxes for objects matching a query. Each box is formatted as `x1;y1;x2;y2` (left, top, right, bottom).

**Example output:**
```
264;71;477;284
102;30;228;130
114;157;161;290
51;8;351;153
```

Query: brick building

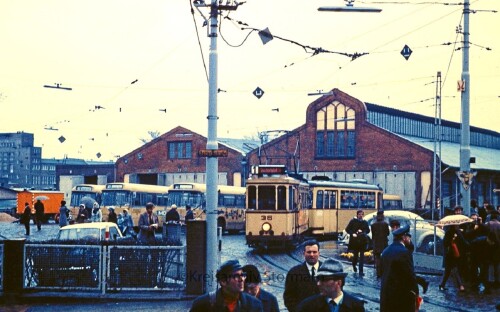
113;89;500;212
115;126;258;187
246;88;500;211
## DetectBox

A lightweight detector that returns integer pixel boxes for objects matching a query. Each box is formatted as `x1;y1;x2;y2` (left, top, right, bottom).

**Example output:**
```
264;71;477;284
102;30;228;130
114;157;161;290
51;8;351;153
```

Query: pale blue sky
0;0;498;161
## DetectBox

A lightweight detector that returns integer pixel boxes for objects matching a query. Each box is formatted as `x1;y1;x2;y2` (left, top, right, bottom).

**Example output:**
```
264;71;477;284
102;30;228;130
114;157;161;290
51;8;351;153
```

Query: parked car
57;222;123;241
338;210;444;255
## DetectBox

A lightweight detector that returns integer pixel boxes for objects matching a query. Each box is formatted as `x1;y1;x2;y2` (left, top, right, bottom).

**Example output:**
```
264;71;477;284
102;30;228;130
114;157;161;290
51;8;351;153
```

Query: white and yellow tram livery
245;165;310;249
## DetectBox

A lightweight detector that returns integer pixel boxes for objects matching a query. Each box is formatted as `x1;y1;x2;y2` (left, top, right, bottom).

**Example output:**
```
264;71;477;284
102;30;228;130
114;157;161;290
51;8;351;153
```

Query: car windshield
58;228;102;241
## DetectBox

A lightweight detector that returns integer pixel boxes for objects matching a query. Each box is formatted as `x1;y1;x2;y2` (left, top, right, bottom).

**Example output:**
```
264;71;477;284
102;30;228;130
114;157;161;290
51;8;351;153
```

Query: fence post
3;239;26;296
186;220;206;295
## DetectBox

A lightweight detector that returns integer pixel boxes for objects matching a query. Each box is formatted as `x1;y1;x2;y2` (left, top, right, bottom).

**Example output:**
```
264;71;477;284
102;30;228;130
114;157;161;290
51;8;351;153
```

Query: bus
245;165;310;249
69;184;106;217
166;182;246;233
307;179;383;236
100;182;170;226
382;194;403;210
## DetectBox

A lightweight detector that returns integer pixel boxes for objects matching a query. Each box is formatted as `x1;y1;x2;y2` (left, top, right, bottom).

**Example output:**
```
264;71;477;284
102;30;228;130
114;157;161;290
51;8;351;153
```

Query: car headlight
262;222;271;232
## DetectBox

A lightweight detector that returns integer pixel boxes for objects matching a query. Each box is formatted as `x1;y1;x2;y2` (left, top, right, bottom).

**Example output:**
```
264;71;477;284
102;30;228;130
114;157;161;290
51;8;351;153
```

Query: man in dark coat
22;202;31;235
345;210;370;276
370;210;389;278
242;264;279;312
296;258;365;312
185;205;194;222
380;225;418;312
190;259;263;312
165;204;180;223
107;207;118;224
34;199;45;231
138;202;159;244
284;240;322;312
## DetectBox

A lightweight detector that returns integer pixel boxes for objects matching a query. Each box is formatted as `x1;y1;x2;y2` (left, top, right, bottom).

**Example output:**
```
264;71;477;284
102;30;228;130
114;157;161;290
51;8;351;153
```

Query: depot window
315;101;356;159
168;141;192;159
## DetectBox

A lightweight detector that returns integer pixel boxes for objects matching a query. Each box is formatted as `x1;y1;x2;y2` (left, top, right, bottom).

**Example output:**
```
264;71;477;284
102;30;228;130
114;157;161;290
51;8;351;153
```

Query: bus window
235;195;245;208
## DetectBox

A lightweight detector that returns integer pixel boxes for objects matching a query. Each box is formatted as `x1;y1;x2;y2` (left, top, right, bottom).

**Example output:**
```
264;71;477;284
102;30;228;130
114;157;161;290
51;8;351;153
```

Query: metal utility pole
193;0;238;292
432;71;442;220
459;0;471;216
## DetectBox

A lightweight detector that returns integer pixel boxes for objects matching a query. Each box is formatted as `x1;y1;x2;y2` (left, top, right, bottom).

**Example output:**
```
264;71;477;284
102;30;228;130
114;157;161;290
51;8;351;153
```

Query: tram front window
258;186;276;210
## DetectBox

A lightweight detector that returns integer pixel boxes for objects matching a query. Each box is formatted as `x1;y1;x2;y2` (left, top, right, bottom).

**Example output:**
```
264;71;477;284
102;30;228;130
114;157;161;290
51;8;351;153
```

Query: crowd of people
189;202;500;312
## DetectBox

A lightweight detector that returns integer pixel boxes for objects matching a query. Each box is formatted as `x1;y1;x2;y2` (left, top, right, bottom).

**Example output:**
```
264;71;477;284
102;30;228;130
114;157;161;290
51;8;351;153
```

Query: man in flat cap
296;258;365;312
242;264;279;312
380;225;418;312
190;259;263;312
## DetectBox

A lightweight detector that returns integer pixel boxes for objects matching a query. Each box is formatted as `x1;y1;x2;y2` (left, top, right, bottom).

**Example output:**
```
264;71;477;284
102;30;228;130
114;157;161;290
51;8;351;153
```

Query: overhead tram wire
314;2;466;95
190;0;209;82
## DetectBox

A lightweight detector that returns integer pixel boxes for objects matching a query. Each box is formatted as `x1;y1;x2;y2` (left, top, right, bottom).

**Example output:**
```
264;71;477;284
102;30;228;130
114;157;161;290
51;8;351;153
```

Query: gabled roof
218;138;260;155
400;135;500;171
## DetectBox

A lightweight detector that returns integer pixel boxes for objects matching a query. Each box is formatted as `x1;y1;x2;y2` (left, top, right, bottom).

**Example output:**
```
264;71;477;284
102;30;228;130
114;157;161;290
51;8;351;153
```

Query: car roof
365;210;424;221
60;222;120;230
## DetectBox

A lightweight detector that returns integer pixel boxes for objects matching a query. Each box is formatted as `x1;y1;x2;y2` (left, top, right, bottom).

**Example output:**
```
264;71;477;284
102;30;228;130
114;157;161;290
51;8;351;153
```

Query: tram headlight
262;222;272;232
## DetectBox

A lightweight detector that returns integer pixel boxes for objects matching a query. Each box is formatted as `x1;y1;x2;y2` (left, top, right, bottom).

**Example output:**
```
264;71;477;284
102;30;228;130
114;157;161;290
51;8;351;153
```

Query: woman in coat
439;225;468;291
59;200;69;228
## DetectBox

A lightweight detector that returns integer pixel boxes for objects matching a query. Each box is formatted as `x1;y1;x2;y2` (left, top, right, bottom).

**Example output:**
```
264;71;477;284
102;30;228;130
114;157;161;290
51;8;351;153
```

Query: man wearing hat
165;204;180;223
107;206;118;224
185;204;194;222
190;259;263;312
380;225;418;312
242;264;279;312
370;210;389;278
296;258;365;312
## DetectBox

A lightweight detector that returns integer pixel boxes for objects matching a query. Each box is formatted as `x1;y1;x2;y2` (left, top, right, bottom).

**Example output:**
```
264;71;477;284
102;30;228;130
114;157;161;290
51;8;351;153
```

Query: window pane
347;131;356;157
186;142;192;158
169;142;176;159
336;131;345;157
316;132;324;157
327;131;335;157
177;142;183;158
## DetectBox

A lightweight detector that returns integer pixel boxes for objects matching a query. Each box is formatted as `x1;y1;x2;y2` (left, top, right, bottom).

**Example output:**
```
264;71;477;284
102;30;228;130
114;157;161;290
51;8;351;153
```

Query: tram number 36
261;215;273;220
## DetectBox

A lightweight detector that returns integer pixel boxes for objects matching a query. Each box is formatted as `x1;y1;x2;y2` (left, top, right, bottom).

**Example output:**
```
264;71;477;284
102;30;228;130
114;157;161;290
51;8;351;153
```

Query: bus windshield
168;191;205;208
102;191;132;207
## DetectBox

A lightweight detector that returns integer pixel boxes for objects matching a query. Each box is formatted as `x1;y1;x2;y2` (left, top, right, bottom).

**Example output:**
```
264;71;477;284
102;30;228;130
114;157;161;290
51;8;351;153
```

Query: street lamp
318;0;382;13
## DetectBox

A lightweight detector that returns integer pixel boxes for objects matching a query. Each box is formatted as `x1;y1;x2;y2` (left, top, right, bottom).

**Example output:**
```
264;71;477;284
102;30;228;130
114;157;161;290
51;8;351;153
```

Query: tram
307;179;383;236
245;165;310;249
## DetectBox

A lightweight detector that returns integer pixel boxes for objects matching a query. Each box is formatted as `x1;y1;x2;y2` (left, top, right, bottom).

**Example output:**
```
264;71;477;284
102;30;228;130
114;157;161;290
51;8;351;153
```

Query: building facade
0;132;44;189
115;126;258;187
245;88;500;211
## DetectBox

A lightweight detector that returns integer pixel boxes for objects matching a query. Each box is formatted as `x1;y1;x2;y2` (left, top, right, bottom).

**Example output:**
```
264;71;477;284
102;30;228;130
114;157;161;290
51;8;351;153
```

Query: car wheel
419;236;437;255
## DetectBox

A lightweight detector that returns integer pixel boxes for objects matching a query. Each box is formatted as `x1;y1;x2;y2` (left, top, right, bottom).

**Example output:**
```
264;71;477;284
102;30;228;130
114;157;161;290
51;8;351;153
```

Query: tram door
322;190;337;234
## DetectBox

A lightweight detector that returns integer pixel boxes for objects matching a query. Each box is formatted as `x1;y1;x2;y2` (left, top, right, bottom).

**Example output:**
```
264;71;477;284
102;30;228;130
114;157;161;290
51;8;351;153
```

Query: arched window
315;102;356;159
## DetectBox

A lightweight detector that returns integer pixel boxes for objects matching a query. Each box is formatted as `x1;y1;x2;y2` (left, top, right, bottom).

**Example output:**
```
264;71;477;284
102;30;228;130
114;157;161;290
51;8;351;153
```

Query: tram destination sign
198;149;228;157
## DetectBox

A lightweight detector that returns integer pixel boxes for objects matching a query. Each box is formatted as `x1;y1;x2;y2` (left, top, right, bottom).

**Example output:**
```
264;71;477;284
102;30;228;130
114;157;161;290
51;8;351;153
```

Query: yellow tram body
245;165;310;248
